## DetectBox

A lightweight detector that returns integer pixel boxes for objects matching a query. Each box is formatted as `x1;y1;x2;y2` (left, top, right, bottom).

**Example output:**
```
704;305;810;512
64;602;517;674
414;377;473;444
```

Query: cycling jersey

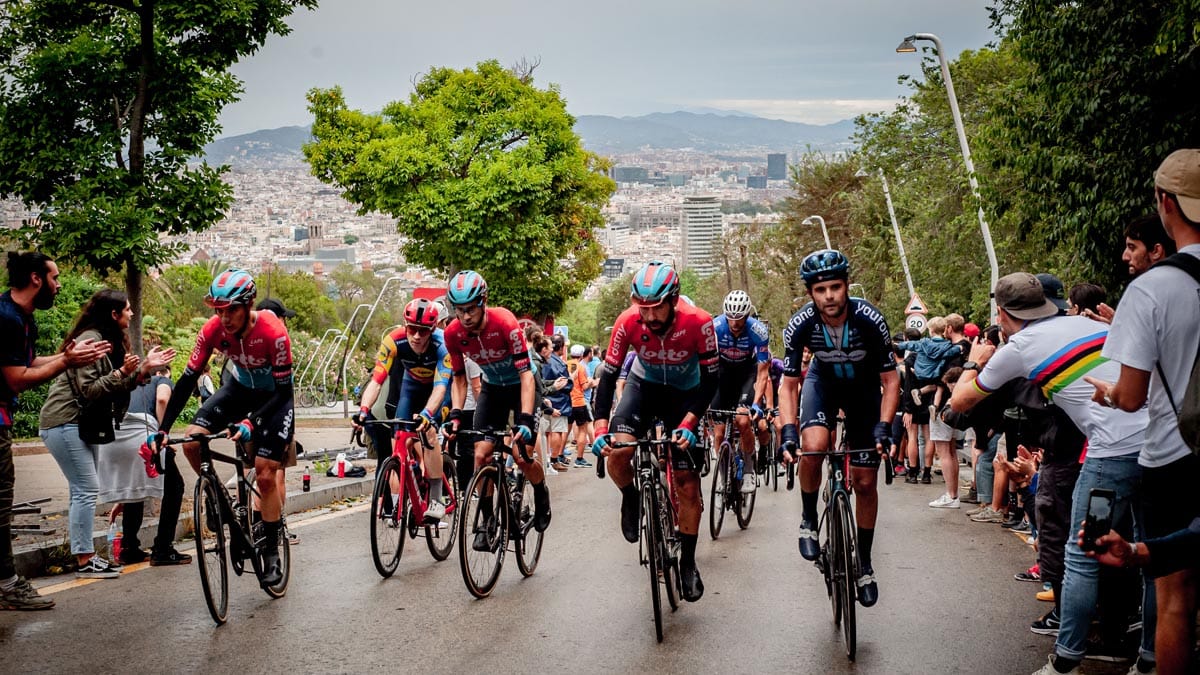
713;314;770;366
444;307;530;387
370;327;452;389
782;298;895;382
186;312;293;390
593;302;719;424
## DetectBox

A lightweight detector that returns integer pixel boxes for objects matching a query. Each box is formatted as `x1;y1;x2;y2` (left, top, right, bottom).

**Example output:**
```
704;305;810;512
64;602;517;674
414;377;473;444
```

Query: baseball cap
995;272;1058;321
1034;273;1069;313
1155;149;1200;222
569;344;585;358
963;323;980;339
256;298;296;318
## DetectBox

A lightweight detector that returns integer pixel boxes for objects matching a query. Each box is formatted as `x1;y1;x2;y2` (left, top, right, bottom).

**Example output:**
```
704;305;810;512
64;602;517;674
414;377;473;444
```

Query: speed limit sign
906;314;927;333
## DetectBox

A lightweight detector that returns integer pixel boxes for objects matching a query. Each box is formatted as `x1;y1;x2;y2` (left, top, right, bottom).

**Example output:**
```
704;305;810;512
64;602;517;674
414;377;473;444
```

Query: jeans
975;433;999;504
41;424;100;556
1055;452;1155;662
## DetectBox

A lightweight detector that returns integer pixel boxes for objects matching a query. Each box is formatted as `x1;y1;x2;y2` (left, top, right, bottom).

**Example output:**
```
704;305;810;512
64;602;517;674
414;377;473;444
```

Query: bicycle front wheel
658;482;680;612
834;491;858;661
515;477;544;577
193;475;229;626
709;443;731;539
458;465;506;598
262;521;291;598
425;461;459;562
642;486;664;643
737;464;756;529
370;456;406;577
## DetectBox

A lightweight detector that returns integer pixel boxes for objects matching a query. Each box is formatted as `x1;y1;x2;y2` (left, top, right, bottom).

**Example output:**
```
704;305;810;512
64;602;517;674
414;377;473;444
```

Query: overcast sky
218;0;999;137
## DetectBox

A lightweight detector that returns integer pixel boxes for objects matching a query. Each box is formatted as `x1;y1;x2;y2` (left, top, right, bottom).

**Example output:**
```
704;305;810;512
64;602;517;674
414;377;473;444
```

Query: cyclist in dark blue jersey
777;249;900;608
709;290;771;494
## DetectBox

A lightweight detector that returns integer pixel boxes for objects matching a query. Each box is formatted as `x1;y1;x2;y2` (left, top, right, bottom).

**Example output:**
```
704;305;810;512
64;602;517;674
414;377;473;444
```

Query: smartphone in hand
1080;488;1116;552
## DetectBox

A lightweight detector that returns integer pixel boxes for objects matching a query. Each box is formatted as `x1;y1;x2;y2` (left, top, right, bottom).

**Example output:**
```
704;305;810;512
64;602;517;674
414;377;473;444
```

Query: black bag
67;360;117;445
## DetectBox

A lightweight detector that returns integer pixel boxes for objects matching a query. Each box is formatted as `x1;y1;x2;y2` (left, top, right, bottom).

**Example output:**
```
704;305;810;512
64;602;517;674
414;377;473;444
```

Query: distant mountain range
202;111;856;167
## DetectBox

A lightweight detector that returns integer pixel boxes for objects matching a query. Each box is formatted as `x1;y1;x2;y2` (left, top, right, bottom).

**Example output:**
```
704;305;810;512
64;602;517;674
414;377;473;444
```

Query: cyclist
777;250;900;608
754;355;786;474
709;290;770;493
145;269;294;588
352;298;452;522
592;261;719;602
440;271;551;547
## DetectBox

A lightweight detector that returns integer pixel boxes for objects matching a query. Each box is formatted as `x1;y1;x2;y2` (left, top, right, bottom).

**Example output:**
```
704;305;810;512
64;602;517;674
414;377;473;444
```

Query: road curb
13;475;373;578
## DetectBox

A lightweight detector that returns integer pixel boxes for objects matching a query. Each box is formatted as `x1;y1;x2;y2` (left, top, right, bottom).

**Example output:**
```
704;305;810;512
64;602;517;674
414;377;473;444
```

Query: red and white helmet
404;298;439;327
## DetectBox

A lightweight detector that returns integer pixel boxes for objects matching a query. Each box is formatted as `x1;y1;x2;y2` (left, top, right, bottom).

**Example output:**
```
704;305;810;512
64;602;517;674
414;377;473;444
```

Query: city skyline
219;0;997;137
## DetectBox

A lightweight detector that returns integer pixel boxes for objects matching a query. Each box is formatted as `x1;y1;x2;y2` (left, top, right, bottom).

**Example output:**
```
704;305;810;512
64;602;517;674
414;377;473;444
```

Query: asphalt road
2;463;1065;674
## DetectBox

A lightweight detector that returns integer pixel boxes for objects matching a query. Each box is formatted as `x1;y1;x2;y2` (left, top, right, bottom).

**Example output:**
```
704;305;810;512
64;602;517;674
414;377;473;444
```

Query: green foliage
343;234;359;245
596;274;634;337
985;1;1200;291
556;297;599;346
0;0;317;352
304;59;617;317
720;200;773;215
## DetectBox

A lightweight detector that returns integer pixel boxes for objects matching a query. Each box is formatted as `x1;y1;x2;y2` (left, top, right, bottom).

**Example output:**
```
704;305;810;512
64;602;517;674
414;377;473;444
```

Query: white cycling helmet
723;290;753;320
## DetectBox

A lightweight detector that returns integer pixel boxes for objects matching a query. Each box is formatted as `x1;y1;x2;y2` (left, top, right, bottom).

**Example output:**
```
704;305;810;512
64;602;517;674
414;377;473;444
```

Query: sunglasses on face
406;324;433;336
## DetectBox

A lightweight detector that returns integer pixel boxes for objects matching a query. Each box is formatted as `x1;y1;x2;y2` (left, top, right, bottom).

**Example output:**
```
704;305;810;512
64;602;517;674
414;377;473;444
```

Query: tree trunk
125;257;144;355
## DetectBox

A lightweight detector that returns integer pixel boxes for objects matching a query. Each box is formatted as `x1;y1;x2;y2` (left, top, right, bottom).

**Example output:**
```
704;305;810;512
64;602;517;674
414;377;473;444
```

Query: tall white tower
680;195;722;277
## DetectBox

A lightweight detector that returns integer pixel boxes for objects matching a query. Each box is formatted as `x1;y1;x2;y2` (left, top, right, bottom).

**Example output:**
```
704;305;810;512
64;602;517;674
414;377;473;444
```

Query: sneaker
574;458;593;468
911;389;922;406
118;547;149;565
1031;609;1061;636
970;507;1005;523
966;503;991;517
894;463;908;477
904;473;919;485
920;471;932;485
1036;587;1055;602
1011;520;1032;533
1033;655;1080;675
76;557;122;579
1126;656;1157;674
553;460;570;471
0;577;54;610
961;487;979;504
423;500;447;523
545;463;560;476
857;566;879;607
1015;565;1042;583
149;548;193;566
798;520;820;561
929;493;960;509
740;474;757;494
1001;514;1025;529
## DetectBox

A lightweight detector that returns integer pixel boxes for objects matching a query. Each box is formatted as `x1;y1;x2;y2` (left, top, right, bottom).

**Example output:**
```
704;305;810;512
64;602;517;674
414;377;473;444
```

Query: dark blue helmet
800;249;850;287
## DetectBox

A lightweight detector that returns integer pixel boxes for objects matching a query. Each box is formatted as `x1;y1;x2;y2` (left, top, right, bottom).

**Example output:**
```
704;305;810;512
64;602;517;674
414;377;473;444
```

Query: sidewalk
9;416;375;578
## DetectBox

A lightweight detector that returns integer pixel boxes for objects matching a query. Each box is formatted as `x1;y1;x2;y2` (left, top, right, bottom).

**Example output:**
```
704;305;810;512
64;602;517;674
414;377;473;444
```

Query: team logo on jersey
473;347;510;362
638;347;691;363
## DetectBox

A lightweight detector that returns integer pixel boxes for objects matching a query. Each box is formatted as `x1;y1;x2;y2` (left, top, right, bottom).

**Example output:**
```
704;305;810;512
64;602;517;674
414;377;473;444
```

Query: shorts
799;369;882;469
1142;453;1200;540
570;406;592;426
929;406;953;442
474;382;524;444
193;382;294;463
542;413;568;434
611;376;705;473
711;363;757;411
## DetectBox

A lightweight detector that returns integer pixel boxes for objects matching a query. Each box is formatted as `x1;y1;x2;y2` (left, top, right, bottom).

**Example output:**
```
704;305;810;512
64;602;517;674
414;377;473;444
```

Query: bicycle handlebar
594;437;678;480
455;428;533;464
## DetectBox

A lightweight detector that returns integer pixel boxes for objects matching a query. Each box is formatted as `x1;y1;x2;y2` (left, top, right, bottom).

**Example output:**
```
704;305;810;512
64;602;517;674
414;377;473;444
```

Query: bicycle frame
176;434;265;573
391;423;458;525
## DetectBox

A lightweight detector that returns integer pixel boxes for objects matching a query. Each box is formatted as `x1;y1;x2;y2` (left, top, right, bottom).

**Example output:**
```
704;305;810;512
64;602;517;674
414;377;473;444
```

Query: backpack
1151;253;1200;454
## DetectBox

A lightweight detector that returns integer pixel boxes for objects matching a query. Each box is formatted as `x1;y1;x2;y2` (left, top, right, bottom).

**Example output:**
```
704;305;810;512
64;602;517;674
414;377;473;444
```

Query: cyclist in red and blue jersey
441;271;551;546
777;250;900;608
709;289;771;494
146;269;293;588
353;298;453;522
592;261;719;602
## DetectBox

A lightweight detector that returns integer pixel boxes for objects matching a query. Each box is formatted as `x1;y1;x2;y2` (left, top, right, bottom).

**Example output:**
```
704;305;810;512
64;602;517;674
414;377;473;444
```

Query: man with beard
777;249;901;608
1;252;111;610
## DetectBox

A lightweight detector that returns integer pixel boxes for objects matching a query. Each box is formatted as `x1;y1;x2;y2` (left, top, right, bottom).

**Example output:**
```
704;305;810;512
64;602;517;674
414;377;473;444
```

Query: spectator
896;316;962;414
100;364;190;566
39;290;174;579
1088;148;1200;674
898;326;933;483
568;344;594;468
1122;213;1176;278
1067;283;1107;317
0;252;111;610
196;362;215;404
928;366;965;508
541;336;572;471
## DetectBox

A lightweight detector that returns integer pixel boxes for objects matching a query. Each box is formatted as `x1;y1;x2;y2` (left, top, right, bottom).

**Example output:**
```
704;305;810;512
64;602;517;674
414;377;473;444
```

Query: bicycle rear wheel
370;456;406;577
193;475;229;626
642;486;664;642
425;460;459;562
262;521;291;598
458;465;506;598
515;477;544;577
834;492;858;661
708;443;731;539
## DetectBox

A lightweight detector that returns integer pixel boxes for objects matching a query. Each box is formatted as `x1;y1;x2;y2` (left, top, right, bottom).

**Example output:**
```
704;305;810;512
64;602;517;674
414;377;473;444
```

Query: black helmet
800;249;850;287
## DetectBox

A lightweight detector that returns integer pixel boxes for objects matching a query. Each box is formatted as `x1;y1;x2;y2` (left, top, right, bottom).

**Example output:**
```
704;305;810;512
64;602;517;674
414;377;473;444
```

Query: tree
0;0;318;353
304;59;617;317
986;1;1200;290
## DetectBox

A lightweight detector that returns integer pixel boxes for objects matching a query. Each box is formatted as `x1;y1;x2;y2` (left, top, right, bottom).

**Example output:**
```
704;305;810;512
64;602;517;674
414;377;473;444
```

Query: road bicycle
706;408;756;539
596;435;683;643
755;415;781;492
160;431;290;626
456;428;544;598
355;418;459;578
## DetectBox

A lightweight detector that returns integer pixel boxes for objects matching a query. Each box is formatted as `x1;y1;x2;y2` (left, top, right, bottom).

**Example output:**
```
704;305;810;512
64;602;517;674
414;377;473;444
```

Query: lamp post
801;215;832;250
857;168;916;298
897;33;999;323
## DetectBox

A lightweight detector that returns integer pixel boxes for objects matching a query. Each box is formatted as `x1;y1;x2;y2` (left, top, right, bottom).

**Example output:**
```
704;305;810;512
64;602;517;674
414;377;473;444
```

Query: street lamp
856;168;916;298
897;33;999;323
801;215;832;250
